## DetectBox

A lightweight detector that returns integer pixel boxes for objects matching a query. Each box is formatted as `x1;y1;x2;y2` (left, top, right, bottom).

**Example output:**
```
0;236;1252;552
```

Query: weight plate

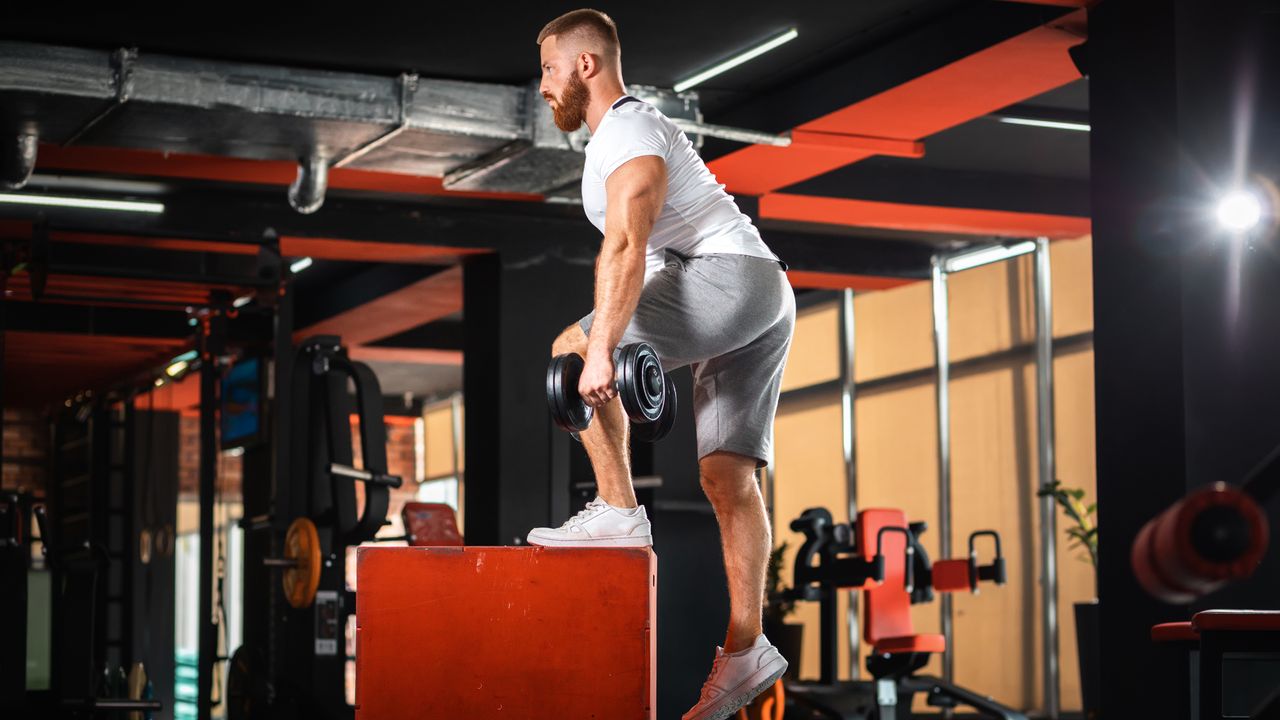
283;517;322;609
547;353;593;433
617;343;665;423
632;372;677;442
227;644;270;720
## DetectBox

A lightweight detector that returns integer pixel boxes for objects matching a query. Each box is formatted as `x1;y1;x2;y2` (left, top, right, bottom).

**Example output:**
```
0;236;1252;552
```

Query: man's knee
551;323;588;358
699;451;759;498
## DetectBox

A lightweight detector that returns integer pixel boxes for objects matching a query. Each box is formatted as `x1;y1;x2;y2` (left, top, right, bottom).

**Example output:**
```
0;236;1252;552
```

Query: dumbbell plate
616;343;665;423
547;353;593;433
632;372;677;442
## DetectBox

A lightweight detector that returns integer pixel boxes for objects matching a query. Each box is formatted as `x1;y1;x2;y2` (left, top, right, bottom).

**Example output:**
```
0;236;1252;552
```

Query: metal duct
0;41;773;207
2;133;38;189
341;75;526;177
442;84;702;196
289;154;329;214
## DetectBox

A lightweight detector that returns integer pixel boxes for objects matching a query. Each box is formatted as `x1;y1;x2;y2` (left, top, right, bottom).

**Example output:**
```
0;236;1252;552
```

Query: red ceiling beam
32;144;543;203
4;332;189;407
6;273;243;306
347;347;463;366
997;0;1092;7
762;194;1090;238
35;229;488;265
708;11;1087;197
790;131;925;158
294;266;461;346
787;270;916;292
281;237;486;265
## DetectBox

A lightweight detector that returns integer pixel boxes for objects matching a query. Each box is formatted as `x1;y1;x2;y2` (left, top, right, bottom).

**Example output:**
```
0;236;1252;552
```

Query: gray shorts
579;250;796;467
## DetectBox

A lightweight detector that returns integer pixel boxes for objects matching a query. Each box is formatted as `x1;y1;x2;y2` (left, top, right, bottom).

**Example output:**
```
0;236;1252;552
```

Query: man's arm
579;154;666;407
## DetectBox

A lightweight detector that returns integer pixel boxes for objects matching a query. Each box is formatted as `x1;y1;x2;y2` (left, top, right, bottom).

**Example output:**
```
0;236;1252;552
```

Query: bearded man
528;10;796;720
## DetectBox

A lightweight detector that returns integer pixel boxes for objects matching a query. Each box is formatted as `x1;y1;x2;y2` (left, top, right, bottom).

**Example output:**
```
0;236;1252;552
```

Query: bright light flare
1216;190;1264;232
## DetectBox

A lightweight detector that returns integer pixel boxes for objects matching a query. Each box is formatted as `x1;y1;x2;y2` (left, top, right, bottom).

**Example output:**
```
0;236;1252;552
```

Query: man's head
537;9;622;132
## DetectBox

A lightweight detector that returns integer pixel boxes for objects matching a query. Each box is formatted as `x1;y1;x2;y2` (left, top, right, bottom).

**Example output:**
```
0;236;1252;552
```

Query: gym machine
2;401;173;718
227;336;402;720
779;507;1022;720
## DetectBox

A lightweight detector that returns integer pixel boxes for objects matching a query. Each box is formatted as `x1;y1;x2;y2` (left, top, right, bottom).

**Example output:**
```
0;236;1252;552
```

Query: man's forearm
587;231;646;360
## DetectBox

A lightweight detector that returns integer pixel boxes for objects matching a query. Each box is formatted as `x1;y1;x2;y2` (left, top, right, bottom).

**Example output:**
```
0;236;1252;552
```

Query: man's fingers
583;385;616;408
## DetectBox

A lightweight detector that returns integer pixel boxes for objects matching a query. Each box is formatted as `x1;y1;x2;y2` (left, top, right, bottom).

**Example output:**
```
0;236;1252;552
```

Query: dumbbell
546;342;676;441
1130;482;1268;603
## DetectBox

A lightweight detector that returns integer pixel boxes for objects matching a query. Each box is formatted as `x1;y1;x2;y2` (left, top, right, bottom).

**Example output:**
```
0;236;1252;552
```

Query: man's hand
579;350;616;408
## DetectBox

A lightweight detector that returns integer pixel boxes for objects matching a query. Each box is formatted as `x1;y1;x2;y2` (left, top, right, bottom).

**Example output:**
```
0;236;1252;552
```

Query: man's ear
578;52;597;78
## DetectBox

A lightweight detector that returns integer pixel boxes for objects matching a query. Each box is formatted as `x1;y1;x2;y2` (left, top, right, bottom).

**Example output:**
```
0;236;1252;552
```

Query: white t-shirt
581;95;780;281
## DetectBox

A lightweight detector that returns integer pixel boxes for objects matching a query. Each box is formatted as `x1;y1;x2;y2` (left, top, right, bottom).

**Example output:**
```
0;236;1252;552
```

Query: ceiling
4;1;991;115
0;1;1092;410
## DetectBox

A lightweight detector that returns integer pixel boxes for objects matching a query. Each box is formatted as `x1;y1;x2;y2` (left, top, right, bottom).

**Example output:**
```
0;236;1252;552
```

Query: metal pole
838;288;861;679
197;306;227;720
1034;237;1060;718
931;257;954;685
268;238;292;699
1;268;6;486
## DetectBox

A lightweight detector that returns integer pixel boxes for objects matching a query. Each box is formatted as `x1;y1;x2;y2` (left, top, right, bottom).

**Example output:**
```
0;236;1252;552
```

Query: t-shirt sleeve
592;112;669;181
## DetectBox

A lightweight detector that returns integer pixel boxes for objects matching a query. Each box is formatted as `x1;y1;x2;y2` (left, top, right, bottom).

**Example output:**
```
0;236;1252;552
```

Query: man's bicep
604;155;666;234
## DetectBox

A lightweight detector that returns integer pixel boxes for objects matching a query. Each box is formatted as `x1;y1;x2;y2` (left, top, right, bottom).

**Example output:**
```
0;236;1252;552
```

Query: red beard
549;71;590;132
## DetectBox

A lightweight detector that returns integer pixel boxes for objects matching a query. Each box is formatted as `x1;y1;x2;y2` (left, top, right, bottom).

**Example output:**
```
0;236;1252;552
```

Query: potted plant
1038;480;1099;720
763;540;802;679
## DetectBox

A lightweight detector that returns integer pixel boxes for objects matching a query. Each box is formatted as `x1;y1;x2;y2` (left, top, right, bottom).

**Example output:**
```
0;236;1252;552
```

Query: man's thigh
578;253;789;371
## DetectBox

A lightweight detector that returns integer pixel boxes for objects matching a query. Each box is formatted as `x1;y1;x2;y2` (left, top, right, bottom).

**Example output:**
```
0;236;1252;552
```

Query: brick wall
352;418;422;538
177;415;419;518
2;408;47;493
177;415;243;501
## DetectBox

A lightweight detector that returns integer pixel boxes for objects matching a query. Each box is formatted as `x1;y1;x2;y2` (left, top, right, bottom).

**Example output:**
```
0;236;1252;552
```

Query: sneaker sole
525;533;653;548
685;656;788;720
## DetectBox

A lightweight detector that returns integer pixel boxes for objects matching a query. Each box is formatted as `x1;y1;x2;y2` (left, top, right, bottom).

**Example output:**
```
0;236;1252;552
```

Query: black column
197;307;227;720
462;242;597;546
1175;1;1280;612
1090;1;1280;718
132;409;178;720
1089;2;1187;716
0;494;26;710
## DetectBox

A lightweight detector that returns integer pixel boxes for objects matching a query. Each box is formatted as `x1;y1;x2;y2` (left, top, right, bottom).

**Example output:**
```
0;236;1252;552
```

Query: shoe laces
567;498;608;526
698;652;729;701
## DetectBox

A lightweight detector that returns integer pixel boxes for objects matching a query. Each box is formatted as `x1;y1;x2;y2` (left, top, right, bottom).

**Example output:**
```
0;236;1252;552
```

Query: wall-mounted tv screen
221;357;265;450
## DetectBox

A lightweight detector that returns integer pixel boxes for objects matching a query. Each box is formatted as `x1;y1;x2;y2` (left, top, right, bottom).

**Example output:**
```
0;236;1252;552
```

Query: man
527;9;796;720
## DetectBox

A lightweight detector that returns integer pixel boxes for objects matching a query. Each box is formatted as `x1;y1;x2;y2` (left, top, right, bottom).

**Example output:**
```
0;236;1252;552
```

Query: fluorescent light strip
674;28;799;93
999;117;1091;133
944;240;1038;273
0;192;165;213
290;256;314;273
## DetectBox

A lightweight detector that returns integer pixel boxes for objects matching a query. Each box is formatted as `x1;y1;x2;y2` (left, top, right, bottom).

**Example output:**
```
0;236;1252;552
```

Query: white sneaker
525;496;653;547
682;634;789;720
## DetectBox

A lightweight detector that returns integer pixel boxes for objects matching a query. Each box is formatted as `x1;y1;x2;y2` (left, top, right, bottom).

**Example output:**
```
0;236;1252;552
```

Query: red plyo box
356;546;657;720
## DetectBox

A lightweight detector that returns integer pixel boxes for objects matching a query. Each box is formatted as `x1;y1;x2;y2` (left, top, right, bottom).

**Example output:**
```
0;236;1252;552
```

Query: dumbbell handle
330;463;403;488
263;557;303;568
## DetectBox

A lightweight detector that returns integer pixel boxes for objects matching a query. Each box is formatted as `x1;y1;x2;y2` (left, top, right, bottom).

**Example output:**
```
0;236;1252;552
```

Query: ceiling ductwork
0;41;782;210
